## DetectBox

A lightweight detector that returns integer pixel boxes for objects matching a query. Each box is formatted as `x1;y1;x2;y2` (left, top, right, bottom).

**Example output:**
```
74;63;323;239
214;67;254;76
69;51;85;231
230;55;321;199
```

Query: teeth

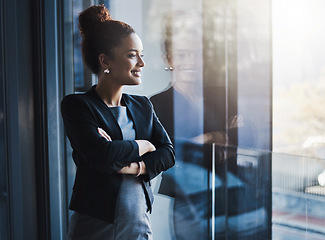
131;70;141;77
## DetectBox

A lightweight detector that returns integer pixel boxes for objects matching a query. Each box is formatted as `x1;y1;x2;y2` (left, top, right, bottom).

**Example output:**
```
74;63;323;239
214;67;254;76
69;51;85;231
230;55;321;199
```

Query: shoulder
123;93;153;109
150;87;173;102
61;93;83;106
123;93;149;102
150;87;173;111
61;92;91;108
61;91;100;115
62;93;83;103
62;85;102;106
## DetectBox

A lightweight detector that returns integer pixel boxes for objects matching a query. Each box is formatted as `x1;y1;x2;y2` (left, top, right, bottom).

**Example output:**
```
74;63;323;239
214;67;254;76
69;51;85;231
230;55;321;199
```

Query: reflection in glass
151;6;207;239
150;0;271;239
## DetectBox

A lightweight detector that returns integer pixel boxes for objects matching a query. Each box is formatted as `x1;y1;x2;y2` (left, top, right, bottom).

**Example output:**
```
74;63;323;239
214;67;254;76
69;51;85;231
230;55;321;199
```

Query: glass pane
64;0;325;239
272;0;325;238
65;0;273;239
145;0;272;238
0;7;9;239
147;1;209;239
0;95;9;240
235;1;273;238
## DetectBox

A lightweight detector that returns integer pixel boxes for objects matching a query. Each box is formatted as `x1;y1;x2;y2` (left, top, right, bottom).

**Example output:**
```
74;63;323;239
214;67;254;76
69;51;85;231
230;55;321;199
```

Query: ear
165;52;173;68
99;53;110;70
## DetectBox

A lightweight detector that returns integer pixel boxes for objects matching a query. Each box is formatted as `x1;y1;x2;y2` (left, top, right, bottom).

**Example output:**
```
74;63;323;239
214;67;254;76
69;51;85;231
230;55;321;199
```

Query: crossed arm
61;95;174;179
97;127;156;175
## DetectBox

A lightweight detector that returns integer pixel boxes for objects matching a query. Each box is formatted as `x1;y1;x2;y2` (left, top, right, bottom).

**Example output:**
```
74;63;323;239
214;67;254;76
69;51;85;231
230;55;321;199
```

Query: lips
131;69;142;77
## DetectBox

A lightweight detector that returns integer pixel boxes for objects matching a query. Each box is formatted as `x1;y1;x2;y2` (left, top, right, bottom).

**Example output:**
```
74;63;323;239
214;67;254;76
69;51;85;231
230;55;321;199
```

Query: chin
125;79;141;86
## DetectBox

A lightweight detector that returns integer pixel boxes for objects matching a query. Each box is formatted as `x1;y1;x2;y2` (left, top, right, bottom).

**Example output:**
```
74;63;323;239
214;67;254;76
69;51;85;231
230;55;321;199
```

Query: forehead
172;35;202;54
118;33;143;52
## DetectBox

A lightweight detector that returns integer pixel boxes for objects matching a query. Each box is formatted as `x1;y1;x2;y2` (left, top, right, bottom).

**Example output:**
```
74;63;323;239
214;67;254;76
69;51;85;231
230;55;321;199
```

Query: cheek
123;61;134;71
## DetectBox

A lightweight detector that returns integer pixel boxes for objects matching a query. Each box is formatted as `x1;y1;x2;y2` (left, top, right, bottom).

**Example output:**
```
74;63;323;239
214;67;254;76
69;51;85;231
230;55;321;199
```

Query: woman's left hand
117;162;138;174
117;161;147;175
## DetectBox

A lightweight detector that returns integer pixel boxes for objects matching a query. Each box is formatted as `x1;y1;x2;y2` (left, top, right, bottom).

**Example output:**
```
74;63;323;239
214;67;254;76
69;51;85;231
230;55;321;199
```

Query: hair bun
79;5;112;36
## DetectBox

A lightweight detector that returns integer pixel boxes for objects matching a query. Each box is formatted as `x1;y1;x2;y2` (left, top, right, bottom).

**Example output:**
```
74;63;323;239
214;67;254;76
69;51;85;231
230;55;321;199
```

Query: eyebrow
127;49;143;53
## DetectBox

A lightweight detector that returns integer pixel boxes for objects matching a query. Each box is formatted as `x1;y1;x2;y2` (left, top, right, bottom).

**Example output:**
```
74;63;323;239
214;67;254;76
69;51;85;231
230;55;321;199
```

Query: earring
164;67;173;71
104;69;110;74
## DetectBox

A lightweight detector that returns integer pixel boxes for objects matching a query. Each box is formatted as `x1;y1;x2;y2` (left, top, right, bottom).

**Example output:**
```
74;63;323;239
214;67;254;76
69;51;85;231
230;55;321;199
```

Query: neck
95;78;124;107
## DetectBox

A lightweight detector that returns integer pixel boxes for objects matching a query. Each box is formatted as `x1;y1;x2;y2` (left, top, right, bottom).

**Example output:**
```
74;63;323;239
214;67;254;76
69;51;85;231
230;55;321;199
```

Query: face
172;33;202;86
108;33;145;86
165;13;203;94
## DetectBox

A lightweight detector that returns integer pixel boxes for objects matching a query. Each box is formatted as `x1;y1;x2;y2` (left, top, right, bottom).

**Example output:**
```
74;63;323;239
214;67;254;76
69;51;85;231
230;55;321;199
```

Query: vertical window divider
212;143;216;240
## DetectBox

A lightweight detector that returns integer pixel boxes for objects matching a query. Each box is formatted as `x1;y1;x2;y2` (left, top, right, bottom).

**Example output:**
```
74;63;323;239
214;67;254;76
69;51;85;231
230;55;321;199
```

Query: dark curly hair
78;5;135;74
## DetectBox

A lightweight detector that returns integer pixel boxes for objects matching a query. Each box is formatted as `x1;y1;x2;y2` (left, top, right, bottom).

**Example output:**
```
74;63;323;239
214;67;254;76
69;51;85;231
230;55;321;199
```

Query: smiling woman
97;33;145;89
61;5;175;240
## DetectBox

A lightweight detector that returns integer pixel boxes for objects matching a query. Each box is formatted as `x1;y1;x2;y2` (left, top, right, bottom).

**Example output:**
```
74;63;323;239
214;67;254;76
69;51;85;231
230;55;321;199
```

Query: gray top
109;106;135;141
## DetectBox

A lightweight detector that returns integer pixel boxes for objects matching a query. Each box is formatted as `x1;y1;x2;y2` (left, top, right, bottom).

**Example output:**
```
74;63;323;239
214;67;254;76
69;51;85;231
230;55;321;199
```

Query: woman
61;5;175;240
150;10;244;240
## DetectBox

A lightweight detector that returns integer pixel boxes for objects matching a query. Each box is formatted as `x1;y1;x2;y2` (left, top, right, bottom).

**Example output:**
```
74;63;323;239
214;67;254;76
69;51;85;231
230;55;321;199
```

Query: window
62;0;325;239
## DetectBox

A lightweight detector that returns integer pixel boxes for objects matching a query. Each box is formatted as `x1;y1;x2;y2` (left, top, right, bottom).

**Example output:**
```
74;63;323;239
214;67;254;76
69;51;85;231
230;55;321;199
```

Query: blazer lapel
123;94;148;139
103;107;124;140
87;86;123;140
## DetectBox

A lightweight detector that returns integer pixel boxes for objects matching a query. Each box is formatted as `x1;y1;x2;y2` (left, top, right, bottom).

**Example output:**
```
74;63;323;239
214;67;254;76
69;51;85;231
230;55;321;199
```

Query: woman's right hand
97;127;112;141
135;140;156;156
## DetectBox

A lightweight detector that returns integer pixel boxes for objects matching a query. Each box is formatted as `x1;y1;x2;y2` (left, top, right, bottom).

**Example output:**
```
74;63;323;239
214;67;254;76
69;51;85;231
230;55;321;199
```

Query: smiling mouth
131;70;142;77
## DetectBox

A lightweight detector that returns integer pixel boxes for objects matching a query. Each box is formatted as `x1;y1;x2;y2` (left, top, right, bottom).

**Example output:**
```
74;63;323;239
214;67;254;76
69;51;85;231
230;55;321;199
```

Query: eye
128;53;137;58
175;52;186;59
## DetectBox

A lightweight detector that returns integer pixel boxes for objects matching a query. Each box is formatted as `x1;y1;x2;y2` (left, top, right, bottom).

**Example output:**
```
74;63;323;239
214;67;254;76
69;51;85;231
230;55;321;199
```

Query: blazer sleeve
140;97;175;181
61;95;141;174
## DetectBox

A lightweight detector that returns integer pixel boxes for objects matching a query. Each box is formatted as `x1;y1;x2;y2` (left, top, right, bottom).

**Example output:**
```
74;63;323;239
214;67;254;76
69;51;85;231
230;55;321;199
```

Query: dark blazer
150;87;175;141
61;85;175;223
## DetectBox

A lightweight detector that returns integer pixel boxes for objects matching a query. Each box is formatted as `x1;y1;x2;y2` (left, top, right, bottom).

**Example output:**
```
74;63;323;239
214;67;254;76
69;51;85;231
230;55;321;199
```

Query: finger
97;127;112;141
97;127;107;139
102;131;112;141
229;115;238;129
98;128;109;140
117;165;131;174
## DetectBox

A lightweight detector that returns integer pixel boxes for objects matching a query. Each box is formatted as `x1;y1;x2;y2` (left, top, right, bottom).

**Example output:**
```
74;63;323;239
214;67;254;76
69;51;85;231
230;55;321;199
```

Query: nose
137;55;145;67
